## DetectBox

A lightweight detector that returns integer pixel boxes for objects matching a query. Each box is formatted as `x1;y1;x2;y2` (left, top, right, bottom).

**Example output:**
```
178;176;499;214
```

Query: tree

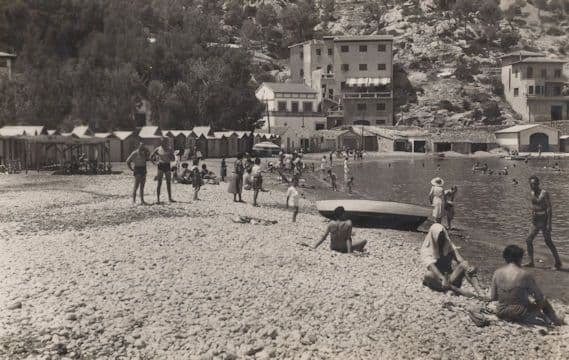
279;0;318;45
504;1;525;30
363;1;387;33
452;0;480;34
147;80;167;126
223;0;244;27
320;0;335;23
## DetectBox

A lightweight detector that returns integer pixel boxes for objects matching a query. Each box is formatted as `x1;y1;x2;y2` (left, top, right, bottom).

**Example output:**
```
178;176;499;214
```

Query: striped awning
345;78;391;87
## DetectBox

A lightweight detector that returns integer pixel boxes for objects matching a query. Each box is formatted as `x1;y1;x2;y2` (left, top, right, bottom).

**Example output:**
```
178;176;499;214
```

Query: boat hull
316;200;431;231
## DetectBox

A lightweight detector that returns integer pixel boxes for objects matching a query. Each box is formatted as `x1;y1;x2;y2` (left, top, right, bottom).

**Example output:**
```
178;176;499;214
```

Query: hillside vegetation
1;0;569;131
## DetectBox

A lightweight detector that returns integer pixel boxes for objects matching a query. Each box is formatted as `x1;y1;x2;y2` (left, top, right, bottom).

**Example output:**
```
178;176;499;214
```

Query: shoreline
0;165;568;358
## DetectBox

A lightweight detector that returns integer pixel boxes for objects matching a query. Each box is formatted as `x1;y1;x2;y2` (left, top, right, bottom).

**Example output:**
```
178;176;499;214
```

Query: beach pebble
134;339;146;349
7;301;22;310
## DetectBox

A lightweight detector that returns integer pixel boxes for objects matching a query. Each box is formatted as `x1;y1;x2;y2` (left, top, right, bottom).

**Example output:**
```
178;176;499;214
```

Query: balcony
342;92;392;99
268;111;324;117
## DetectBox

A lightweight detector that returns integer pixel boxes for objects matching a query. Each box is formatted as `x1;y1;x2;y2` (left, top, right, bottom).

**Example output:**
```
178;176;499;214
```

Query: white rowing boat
316;199;431;230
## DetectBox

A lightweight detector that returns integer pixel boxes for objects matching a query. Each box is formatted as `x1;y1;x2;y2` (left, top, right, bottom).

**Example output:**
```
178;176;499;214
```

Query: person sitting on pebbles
314;206;367;253
490;245;565;326
421;223;484;298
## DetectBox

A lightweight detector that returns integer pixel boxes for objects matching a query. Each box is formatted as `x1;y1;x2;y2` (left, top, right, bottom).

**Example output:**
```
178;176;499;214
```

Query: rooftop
191;126;212;137
113;131;135;140
332;35;394;42
0;125;45;137
260;82;317;94
494;124;557;133
511;57;568;65
72;126;92;138
501;50;545;58
138;126;162;138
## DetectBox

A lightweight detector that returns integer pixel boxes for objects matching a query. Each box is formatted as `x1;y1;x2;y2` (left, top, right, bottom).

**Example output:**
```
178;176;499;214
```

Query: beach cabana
0;126;47;165
95;133;122;162
138;126;163;153
235;131;253;154
164;130;188;153
206;133;226;158
215;131;239;157
113;131;141;161
495;124;559;152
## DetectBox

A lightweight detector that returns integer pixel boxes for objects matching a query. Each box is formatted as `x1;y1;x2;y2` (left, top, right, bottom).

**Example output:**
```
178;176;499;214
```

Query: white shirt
252;164;261;176
287;186;299;207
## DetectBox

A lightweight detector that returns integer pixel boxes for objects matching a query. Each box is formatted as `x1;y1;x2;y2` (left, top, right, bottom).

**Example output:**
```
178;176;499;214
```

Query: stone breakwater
0;166;568;359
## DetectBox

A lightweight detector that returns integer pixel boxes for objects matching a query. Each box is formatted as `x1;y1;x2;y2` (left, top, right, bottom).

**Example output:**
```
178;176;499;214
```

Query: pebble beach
1;162;568;359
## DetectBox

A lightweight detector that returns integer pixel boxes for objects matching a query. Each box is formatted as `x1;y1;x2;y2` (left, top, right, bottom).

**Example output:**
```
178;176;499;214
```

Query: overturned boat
316;199;431;231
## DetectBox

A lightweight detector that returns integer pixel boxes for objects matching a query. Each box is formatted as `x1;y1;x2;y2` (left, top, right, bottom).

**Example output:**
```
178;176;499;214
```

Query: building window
316;48;321;56
277;101;287;112
359;64;368;71
341;45;349;52
291;101;299;112
300;69;304;78
328;89;334;98
315;123;325;130
541;69;547;78
527;66;533;78
536;86;542;95
377;63;386;71
316;66;321;70
376;119;386;125
528;86;534;95
376;102;386;111
554;69;562;78
378;44;386;52
359;45;368;52
328;48;333;56
514;70;519;78
553;86;561;96
326;64;333;73
513;88;519;96
357;103;367;111
302;101;313;112
341;64;349;71
340;81;346;89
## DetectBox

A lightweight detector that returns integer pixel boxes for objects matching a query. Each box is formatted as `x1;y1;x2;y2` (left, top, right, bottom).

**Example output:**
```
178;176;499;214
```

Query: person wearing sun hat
429;177;445;223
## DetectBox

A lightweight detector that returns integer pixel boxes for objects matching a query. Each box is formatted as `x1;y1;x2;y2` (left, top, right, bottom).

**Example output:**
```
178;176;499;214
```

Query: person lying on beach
314;206;367;253
490;245;565;326
421;223;484;298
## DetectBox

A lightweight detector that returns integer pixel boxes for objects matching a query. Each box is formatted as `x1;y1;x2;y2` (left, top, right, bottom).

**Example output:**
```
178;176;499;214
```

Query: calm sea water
343;156;569;300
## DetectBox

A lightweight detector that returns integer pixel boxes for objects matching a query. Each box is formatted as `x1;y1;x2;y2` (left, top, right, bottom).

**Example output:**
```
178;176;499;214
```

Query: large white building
256;82;327;151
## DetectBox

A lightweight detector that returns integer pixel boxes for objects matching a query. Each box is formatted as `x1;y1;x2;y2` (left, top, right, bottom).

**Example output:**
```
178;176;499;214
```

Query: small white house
495;124;560;152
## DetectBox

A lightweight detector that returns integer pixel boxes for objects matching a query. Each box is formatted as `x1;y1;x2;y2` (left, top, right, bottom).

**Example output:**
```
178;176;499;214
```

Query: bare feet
169;198;176;203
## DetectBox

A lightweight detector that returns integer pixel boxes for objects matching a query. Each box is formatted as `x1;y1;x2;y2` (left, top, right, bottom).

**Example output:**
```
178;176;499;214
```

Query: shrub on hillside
491;78;504;96
499;30;521;50
482;101;502;124
546;26;565;36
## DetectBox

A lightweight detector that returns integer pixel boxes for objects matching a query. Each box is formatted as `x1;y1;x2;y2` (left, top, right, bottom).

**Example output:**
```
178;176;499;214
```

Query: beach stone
134;339;146;349
7;301;22;310
66;313;78;321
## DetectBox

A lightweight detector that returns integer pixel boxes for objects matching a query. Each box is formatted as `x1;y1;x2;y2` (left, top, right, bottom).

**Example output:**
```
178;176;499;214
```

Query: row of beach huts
0;125;281;169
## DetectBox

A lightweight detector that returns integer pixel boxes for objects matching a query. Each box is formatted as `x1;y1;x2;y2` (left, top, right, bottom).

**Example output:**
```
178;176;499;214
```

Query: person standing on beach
347;176;354;194
429;177;445;223
328;169;338;191
524;176;562;270
444;185;458;230
320;156;327;179
314;206;367;253
126;142;149;205
286;178;300;222
421;223;484;298
252;157;263;207
343;157;351;190
151;138;176;204
190;159;202;200
220;156;227;182
491;245;565;326
227;153;245;202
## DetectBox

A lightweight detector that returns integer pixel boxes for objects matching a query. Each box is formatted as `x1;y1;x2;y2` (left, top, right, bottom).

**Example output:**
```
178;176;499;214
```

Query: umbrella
253;141;280;150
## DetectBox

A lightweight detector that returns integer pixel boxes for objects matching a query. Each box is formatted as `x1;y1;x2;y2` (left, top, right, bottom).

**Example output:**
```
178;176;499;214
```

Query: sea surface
340;155;569;301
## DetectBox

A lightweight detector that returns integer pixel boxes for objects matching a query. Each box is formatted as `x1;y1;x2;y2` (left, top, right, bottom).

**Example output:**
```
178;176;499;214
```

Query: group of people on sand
423;174;565;326
227;153;267;207
126;138;221;204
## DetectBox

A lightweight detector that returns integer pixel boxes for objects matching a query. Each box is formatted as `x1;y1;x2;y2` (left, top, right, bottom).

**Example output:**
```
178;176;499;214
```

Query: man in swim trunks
524;176;562;270
151;137;176;204
491;245;564;326
313;206;367;253
126;142;149;205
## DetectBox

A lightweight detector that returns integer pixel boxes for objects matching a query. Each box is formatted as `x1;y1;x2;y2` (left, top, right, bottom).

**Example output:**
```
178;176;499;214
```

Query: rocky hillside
242;0;569;127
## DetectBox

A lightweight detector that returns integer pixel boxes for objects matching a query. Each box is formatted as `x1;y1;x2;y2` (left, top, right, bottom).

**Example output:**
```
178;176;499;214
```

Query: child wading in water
286;179;300;222
190;160;202;200
444;185;458;230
